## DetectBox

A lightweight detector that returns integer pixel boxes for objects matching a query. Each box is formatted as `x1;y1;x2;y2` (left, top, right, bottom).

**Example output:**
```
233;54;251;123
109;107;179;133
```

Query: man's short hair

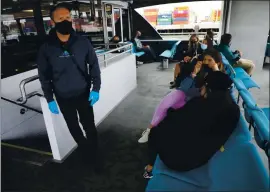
220;33;232;45
50;3;72;20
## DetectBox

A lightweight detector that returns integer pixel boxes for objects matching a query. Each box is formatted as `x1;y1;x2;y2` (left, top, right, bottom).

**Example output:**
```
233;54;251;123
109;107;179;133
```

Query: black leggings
148;130;158;166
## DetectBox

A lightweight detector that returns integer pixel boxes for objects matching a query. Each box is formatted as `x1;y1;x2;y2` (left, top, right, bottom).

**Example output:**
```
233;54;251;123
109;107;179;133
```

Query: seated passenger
170;37;213;89
217;33;255;75
134;31;157;61
143;71;240;178
138;49;225;143
109;35;121;51
182;34;202;60
110;35;120;43
206;30;217;45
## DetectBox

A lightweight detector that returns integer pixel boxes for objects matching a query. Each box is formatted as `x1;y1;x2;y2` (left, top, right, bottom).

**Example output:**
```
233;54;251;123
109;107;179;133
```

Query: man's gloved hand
89;91;100;106
48;100;59;114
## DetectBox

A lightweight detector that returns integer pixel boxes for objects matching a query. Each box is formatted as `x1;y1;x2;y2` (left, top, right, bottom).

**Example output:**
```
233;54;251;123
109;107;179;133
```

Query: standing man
37;3;101;165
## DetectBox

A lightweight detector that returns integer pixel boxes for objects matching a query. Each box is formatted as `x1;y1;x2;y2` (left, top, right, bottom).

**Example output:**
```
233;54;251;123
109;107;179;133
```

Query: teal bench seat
159;41;181;69
146;113;269;191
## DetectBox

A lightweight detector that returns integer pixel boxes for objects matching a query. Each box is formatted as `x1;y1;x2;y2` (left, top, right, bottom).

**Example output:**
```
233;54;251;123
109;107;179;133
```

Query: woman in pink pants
138;90;187;143
138;48;223;143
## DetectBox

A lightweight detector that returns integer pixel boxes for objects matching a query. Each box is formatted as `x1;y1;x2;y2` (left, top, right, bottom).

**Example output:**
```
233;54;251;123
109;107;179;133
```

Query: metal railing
158;32;218;35
16;75;42;105
96;43;133;68
12;44;133;106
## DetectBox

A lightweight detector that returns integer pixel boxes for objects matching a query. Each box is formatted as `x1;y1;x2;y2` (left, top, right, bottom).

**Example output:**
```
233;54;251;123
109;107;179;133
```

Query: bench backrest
170;41;181;58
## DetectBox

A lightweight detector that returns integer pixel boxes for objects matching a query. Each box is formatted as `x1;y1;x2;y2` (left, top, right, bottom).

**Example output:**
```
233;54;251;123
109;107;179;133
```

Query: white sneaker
138;128;151;143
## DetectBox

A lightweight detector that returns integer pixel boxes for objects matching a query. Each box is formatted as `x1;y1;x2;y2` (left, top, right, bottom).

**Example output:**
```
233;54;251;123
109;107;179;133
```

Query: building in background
135;1;222;40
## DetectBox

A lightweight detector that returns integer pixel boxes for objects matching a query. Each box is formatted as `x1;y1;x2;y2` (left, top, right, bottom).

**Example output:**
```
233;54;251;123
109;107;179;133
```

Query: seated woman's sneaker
138;128;151;143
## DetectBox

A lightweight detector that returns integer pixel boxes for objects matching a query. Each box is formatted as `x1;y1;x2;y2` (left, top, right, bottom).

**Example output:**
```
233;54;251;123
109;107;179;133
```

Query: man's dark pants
56;91;98;162
138;47;157;60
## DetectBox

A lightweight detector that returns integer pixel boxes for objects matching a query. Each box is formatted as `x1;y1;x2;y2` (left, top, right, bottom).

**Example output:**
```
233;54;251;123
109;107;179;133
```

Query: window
20;18;37;35
1;19;20;42
135;1;223;40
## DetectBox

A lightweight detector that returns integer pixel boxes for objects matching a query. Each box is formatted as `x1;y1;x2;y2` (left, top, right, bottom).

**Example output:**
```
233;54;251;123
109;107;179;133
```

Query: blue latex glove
89;91;100;106
48;101;59;114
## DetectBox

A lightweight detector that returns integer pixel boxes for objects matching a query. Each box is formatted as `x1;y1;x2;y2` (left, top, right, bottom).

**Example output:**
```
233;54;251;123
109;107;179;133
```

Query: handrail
14;44;132;104
96;43;132;57
103;49;132;62
94;46;102;50
97;43;133;68
16;75;39;104
159;32;218;35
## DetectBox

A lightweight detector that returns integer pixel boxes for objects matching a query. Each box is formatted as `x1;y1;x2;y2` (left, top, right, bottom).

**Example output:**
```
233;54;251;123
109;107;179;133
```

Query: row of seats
146;53;269;191
132;40;181;67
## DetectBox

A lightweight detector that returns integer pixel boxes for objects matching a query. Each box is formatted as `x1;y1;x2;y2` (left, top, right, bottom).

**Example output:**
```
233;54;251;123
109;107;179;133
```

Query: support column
16;19;24;36
33;1;46;39
97;0;102;25
128;3;133;39
90;0;96;21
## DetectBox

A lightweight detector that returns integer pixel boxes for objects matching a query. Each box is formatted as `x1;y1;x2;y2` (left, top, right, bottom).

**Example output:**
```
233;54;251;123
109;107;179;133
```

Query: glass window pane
135;1;223;40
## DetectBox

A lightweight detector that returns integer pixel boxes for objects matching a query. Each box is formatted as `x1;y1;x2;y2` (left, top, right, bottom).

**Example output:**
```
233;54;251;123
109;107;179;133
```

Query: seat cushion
232;78;247;91
146;115;268;192
241;78;260;89
146;172;208;192
262;107;269;120
239;89;257;109
234;67;246;74
135;52;145;57
224;114;252;147
147;155;211;191
209;142;269;191
160;50;172;58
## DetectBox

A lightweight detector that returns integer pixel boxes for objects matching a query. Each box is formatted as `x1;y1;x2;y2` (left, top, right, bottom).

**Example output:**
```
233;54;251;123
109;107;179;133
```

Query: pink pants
151;90;187;127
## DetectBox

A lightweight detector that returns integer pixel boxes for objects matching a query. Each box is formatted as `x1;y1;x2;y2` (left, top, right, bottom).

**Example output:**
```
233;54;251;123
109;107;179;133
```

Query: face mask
201;44;207;50
55;20;73;35
202;65;212;73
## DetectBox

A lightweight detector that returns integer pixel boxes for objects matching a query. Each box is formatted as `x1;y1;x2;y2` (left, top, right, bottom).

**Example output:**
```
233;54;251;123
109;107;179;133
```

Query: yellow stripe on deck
1;142;52;156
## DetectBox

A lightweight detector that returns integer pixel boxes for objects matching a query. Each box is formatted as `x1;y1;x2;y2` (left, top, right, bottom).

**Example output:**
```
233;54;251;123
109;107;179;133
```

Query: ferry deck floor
2;63;269;192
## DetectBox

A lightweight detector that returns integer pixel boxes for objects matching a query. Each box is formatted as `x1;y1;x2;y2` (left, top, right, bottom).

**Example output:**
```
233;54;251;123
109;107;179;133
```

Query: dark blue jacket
37;29;101;102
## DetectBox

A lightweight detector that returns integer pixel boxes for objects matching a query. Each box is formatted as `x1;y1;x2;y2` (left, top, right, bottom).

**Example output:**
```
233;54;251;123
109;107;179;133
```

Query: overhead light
23;9;33;12
2;7;12;10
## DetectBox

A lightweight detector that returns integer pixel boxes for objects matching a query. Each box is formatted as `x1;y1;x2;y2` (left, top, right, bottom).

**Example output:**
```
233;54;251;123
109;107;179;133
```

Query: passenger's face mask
55;20;73;35
200;43;207;50
202;65;212;73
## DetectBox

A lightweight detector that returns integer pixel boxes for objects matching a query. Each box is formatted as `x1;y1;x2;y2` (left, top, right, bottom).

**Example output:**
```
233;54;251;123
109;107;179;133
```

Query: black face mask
55;20;73;35
202;65;212;73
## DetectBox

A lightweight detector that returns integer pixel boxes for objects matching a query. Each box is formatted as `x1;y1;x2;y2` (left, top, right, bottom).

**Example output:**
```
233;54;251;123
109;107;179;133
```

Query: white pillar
228;0;269;69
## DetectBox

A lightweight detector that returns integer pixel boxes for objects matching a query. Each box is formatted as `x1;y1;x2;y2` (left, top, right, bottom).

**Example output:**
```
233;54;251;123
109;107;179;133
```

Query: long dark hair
195;49;225;88
206;30;214;40
203;37;213;49
203;48;224;72
220;33;232;46
188;34;199;51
